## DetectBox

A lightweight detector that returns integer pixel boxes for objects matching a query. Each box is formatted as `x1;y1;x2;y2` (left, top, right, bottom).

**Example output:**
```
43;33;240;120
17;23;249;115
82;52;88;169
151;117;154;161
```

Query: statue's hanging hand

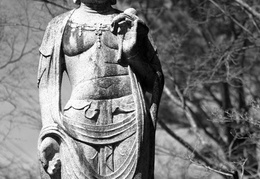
39;136;61;176
111;8;148;63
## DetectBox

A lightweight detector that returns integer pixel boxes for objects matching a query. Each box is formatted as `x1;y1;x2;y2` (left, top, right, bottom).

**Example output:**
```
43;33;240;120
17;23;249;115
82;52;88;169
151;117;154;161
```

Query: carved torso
61;11;136;175
62;12;132;100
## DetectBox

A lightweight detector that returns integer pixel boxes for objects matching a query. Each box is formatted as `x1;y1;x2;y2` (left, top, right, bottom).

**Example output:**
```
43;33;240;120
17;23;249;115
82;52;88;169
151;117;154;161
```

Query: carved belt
62;113;136;145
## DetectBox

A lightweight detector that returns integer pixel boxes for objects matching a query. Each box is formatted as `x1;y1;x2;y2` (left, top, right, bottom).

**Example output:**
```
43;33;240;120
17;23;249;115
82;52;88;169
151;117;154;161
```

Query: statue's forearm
127;50;163;94
38;55;52;127
39;89;56;128
127;55;156;92
38;54;62;128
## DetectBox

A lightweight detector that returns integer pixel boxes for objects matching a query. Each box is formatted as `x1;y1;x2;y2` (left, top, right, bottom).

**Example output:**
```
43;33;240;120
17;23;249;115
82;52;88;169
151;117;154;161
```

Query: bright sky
0;0;48;176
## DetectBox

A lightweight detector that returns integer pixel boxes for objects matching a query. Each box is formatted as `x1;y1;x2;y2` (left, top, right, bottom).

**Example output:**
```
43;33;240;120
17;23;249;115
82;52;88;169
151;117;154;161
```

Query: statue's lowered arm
37;20;64;129
38;54;59;128
37;21;65;176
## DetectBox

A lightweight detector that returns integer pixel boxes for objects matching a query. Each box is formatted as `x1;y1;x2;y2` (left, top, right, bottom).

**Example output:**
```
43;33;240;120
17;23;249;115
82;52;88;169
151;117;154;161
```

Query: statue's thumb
39;150;48;168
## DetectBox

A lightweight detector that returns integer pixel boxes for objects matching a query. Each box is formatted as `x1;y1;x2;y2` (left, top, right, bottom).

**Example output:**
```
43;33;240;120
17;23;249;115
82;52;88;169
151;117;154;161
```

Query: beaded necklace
68;21;111;48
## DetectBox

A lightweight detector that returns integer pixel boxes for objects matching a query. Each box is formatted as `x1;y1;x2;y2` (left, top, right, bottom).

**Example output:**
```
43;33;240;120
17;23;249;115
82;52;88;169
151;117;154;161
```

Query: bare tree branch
234;0;260;21
209;0;254;37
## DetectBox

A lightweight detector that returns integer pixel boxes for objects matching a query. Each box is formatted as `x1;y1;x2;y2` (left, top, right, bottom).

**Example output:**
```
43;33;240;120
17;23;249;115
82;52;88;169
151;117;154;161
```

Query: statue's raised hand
39;136;61;176
111;8;148;63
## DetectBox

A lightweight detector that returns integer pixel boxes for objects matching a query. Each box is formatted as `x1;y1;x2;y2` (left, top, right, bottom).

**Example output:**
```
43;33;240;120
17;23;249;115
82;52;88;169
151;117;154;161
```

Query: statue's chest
62;21;118;56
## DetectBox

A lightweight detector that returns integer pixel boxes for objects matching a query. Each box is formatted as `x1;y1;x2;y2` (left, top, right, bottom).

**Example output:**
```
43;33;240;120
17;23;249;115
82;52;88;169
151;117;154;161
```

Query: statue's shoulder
48;10;74;29
39;9;75;56
45;10;74;34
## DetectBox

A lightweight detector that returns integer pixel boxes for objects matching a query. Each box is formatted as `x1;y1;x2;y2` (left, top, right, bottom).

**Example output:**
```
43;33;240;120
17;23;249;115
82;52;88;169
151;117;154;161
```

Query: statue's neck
79;2;113;13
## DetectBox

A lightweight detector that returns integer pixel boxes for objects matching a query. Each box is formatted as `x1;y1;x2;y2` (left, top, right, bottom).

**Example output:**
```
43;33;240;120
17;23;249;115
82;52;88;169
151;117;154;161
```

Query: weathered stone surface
37;1;164;178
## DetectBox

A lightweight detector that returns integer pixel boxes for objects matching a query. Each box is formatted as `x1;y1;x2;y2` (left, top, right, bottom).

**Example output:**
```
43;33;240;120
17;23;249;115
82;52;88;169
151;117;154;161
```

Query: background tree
0;1;41;178
140;0;260;178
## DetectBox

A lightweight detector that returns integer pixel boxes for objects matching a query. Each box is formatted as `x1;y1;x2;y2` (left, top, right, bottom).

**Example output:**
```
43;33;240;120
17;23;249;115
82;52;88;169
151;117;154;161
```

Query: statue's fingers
124;8;137;16
47;154;61;175
111;12;138;28
111;14;127;27
111;15;125;34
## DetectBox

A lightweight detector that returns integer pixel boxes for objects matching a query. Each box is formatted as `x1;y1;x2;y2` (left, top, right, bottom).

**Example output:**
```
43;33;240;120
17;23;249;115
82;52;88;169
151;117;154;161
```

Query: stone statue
37;0;164;178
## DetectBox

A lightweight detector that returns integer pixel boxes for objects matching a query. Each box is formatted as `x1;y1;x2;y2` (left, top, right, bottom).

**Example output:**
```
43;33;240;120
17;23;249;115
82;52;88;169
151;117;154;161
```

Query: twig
164;85;198;128
234;0;260;21
190;159;234;177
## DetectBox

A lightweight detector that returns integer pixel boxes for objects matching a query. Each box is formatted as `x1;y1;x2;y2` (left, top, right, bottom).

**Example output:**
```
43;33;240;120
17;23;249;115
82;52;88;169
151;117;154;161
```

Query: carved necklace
68;21;111;48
